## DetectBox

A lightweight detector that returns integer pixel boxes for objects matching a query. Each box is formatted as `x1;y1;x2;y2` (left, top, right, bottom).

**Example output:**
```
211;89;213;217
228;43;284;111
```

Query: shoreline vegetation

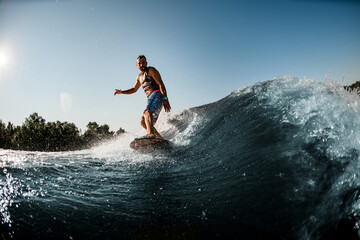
0;112;125;152
344;81;360;94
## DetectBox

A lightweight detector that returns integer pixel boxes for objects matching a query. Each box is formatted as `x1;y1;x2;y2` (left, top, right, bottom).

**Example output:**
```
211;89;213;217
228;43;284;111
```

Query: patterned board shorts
143;90;163;124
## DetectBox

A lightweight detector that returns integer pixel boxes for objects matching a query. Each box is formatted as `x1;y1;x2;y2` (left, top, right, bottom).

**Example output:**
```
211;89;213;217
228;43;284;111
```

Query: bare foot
145;134;157;139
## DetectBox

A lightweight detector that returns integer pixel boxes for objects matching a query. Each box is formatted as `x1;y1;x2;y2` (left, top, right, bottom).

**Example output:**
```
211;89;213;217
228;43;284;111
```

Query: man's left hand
163;100;171;112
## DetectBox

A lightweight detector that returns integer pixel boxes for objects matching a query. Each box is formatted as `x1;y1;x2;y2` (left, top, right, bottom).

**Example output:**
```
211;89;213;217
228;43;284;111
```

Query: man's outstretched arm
114;78;141;95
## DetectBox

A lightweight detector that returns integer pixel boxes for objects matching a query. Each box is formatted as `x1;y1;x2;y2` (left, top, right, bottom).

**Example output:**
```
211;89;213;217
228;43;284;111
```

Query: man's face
136;58;147;72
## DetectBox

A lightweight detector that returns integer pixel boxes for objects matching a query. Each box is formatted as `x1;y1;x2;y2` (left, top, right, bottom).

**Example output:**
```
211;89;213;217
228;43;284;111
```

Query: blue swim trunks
144;90;163;123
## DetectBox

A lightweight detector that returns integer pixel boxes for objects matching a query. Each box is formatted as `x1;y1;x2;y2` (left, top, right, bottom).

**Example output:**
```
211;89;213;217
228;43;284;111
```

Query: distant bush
344;81;360;94
0;112;126;152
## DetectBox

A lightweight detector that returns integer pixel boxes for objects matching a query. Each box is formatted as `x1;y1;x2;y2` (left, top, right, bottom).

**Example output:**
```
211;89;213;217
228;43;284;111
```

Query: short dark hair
137;55;146;61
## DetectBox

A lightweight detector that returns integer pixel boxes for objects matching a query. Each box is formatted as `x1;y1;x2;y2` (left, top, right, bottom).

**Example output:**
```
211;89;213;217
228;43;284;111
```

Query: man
114;55;171;139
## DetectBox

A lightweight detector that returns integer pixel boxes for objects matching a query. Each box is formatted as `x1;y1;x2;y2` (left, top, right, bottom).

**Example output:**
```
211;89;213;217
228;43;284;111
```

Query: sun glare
0;48;12;81
0;52;8;67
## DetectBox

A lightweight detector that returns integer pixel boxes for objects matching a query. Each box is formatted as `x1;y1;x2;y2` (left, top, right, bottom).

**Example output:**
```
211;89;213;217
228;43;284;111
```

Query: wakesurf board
130;137;172;151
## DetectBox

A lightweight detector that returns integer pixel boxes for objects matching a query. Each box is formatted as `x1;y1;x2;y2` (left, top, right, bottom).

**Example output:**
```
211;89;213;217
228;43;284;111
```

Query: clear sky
0;0;359;133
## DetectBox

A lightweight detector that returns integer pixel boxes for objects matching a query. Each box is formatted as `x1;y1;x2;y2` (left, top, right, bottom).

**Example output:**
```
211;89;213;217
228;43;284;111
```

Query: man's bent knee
143;109;152;116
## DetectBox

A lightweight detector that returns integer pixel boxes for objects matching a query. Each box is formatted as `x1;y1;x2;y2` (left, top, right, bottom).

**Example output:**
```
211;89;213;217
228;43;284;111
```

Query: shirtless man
114;55;171;139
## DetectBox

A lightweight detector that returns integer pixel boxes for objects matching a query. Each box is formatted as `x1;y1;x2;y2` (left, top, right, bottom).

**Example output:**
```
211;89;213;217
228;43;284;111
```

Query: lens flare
60;92;73;111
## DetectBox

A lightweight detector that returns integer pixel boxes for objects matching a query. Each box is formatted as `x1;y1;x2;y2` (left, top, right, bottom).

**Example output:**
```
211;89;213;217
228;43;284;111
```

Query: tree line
0;112;125;152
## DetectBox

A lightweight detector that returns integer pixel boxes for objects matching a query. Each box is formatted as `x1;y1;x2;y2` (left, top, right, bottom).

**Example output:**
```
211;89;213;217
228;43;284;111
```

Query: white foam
156;109;205;146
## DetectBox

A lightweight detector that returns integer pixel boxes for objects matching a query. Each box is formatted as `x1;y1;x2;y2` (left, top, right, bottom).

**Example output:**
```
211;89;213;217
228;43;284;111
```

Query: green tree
5;122;16;149
344;81;360;93
0;120;7;148
83;122;99;146
82;122;115;147
44;121;81;151
11;125;22;150
20;112;47;151
116;127;126;136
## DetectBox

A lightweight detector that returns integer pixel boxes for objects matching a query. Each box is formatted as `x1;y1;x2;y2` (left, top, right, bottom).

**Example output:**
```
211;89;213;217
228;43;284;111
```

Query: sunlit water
1;77;359;239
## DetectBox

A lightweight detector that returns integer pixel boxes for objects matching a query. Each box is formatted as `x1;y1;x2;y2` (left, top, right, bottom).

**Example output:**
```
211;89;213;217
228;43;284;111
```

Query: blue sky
0;0;359;133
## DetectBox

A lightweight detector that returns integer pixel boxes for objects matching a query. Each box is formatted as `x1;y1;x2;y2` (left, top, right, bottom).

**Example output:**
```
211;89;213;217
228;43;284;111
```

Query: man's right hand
114;89;122;95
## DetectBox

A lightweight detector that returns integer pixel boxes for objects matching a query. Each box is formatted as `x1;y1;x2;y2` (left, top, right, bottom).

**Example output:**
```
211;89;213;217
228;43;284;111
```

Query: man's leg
143;110;162;138
152;128;162;139
141;117;147;130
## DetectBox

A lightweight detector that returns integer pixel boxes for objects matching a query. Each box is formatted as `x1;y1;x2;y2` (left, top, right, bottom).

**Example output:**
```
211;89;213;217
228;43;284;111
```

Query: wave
159;76;360;239
0;76;359;239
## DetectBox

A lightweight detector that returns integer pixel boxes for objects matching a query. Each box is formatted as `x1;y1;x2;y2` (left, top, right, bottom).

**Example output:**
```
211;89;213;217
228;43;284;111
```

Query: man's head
136;55;147;72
